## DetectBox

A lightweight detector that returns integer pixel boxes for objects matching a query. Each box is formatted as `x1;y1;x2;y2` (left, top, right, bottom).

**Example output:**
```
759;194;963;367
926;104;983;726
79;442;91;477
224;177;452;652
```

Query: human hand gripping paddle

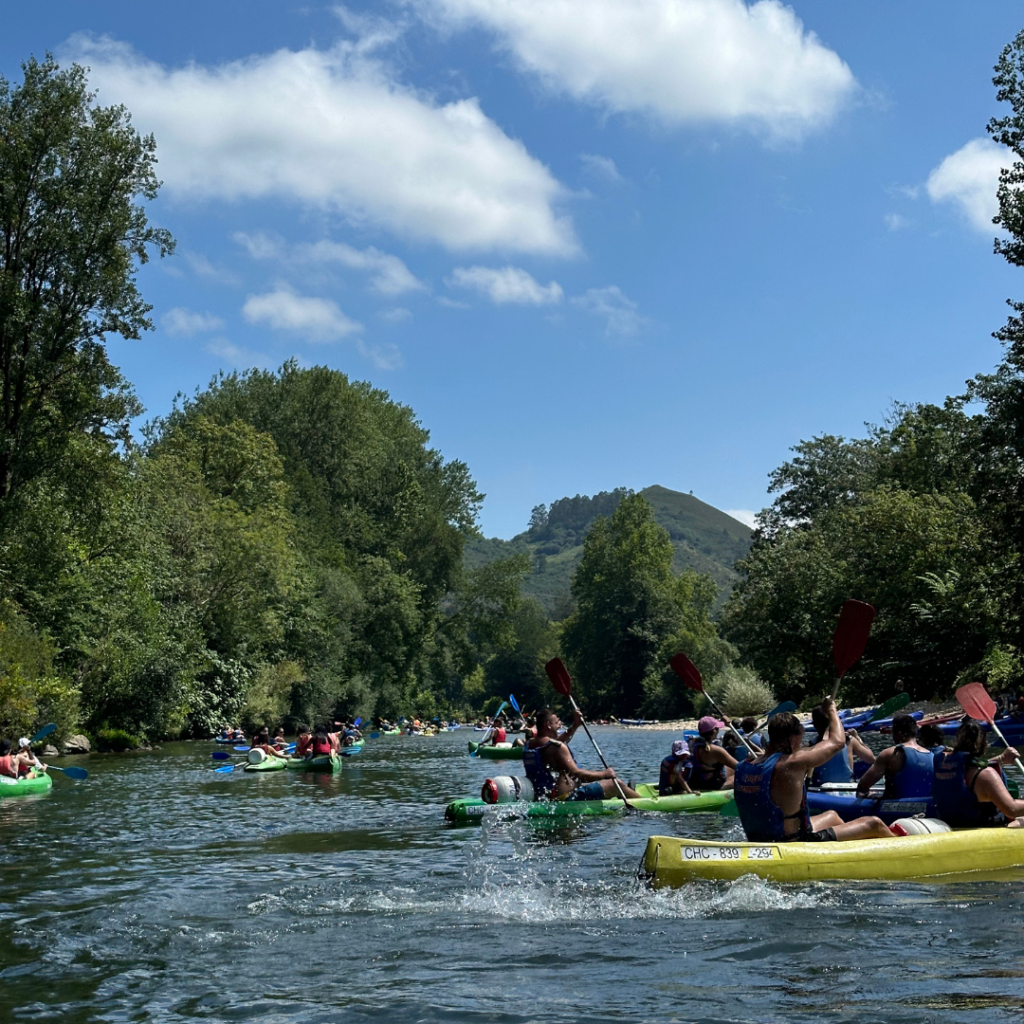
958;682;1024;777
543;658;635;810
830;600;876;700
669;653;758;758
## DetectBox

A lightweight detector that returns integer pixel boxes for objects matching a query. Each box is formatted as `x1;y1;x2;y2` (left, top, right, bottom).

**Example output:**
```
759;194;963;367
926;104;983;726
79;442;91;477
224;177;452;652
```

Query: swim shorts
567;781;606;801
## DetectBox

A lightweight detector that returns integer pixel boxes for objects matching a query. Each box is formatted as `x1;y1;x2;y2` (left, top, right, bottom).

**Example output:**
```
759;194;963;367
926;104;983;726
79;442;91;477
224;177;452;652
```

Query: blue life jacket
689;738;726;790
927;744;946;755
933;751;1007;828
747;732;764;750
734;753;811;842
883;745;935;799
810;744;852;787
523;739;573;797
658;754;690;796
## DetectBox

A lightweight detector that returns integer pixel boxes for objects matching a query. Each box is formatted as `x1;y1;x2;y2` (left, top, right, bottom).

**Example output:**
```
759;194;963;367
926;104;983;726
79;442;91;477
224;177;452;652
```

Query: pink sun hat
697;715;723;735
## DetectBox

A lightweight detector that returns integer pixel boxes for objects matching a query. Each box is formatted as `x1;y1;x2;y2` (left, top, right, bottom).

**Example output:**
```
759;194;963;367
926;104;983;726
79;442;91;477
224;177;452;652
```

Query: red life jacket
493;727;507;744
0;754;17;778
311;736;332;756
297;735;312;756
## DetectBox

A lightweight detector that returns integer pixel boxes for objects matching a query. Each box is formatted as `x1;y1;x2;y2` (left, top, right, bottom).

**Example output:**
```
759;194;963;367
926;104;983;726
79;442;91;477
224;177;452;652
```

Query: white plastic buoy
247;748;266;764
892;817;951;835
481;776;536;804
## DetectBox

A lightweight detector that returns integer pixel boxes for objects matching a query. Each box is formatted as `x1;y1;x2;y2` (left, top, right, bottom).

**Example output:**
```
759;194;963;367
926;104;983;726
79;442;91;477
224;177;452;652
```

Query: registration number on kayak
682;846;775;861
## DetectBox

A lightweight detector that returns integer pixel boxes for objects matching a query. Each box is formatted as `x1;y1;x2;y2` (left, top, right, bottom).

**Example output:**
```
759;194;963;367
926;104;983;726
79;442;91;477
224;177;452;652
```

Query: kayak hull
445;787;733;823
939;716;1024;747
244;757;288;772
642;829;1024;884
285;753;342;773
467;741;524;760
0;771;53;797
806;788;933;825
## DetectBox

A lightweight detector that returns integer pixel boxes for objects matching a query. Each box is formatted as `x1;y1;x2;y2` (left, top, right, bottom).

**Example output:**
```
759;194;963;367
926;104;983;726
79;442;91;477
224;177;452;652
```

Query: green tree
560;493;726;716
0;56;172;506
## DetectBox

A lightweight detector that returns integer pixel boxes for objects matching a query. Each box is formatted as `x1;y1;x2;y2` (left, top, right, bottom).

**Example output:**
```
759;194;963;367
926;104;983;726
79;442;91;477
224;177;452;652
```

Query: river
1;727;1021;1023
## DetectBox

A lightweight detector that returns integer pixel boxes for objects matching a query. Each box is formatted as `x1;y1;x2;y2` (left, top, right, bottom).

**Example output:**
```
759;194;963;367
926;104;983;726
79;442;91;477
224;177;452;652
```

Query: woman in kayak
308;725;334;758
734;701;895;842
15;738;46;776
0;739;30;778
933;720;1024;828
250;728;289;761
294;724;313;757
810;703;876;787
689;717;738;790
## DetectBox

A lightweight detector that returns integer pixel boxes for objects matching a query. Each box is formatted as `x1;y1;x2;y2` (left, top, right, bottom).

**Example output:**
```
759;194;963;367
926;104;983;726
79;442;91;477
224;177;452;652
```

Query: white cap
18;737;30;748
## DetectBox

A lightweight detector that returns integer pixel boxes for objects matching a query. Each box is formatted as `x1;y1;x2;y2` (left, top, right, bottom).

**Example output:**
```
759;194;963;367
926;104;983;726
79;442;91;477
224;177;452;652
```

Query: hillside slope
464;485;753;614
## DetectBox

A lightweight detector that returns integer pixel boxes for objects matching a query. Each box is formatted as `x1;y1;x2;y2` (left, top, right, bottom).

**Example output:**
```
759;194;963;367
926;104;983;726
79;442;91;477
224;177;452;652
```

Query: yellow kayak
642;829;1024;885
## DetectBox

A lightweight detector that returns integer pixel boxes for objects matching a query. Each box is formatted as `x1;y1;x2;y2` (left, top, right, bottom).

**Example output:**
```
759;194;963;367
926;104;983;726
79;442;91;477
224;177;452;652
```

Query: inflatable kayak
467;741;524;760
939;716;1024;746
0;771;53;798
341;740;364;756
641;828;1024;884
805;787;931;825
285;753;342;773
244;756;288;773
445;785;733;823
859;710;924;733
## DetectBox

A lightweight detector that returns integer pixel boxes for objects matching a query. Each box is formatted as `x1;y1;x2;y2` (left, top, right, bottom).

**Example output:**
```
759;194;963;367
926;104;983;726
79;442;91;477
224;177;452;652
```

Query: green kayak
244;756;288;772
341;740;364;756
0;771;53;798
444;784;734;823
381;729;401;736
467;741;524;760
285;752;342;773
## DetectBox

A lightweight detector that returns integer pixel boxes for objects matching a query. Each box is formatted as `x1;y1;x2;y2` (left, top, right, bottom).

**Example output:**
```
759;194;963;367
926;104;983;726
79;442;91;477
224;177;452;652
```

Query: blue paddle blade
233;746;250;752
214;764;236;773
369;732;380;739
354;717;362;727
767;700;797;720
61;766;89;780
211;750;234;760
30;723;57;743
509;694;520;713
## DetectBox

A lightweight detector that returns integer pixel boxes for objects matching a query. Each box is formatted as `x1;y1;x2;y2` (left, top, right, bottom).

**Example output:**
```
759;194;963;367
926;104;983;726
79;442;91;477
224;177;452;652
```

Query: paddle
472;701;508;754
866;692;911;723
830;600;876;700
213;763;237;773
543;657;634;809
957;682;1024;776
669;653;757;758
233;746;250;752
30;723;56;744
766;700;797;721
47;765;89;780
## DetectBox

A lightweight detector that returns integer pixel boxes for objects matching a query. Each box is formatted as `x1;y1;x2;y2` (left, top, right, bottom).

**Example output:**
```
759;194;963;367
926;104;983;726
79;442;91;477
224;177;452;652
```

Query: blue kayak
859;710;924;733
806;787;933;824
938;716;1024;747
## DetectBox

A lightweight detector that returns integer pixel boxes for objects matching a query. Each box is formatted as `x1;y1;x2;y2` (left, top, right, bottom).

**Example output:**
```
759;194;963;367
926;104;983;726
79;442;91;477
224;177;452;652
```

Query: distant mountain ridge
465;485;753;614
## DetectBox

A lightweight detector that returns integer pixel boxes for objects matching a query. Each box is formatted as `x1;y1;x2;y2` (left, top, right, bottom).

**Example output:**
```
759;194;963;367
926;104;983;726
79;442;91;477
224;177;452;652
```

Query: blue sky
5;3;1024;536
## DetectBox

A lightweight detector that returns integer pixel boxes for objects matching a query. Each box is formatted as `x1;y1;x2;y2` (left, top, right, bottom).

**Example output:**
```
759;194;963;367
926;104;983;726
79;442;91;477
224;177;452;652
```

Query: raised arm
974;748;1024;819
791;698;846;770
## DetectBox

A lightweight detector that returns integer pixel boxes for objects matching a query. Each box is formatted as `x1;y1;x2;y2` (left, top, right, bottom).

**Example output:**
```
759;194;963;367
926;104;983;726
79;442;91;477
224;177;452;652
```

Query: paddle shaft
987;719;1024;776
477;702;508;747
702;692;757;757
564;693;634;809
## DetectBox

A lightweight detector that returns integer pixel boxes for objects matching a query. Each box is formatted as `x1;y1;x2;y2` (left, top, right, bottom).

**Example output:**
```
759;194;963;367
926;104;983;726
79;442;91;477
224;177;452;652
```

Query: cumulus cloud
580;153;623;182
380;307;413;323
571;285;647;336
449;265;563;304
725;508;758;528
235;232;426;295
242;286;363;341
163;307;225;336
926;138;1009;232
418;0;856;139
70;34;575;255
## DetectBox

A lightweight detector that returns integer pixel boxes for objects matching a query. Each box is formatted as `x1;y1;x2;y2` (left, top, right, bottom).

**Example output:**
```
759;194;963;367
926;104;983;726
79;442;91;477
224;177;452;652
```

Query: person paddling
250;727;288;760
16;737;46;776
917;723;949;755
659;739;693;795
523;708;641;801
689;717;738;790
933;719;1024;828
734;701;894;842
0;739;28;778
809;703;875;787
855;713;933;800
294;724;313;757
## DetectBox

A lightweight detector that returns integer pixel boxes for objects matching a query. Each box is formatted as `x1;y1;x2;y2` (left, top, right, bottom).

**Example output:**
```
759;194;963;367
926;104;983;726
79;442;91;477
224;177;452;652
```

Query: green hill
465;485;753;615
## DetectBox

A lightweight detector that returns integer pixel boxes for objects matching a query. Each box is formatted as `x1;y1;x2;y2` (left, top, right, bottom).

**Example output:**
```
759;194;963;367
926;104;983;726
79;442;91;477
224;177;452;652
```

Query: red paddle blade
956;682;996;724
669;652;704;693
544;657;572;697
832;600;876;679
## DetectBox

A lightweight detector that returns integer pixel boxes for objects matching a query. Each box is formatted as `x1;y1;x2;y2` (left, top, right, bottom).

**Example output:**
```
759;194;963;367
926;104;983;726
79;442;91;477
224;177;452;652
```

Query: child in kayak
659;739;693;795
689;717;738;790
734;701;895;843
250;728;289;760
294;725;313;757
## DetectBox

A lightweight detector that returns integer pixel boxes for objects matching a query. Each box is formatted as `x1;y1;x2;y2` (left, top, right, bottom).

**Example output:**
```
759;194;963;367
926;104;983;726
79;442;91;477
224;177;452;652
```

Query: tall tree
0;56;172;506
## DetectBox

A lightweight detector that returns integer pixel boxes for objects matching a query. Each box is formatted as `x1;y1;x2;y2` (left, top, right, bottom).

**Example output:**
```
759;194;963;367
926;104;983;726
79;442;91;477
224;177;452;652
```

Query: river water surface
1;728;1022;1023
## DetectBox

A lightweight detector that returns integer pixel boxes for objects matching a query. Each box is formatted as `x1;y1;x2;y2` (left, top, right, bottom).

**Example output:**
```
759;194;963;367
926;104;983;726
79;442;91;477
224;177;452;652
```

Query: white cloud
235;232;427;295
356;338;405;370
163;307;225;336
437;296;470;309
242;286;363;341
380;307;412;323
71;34;575;255
725;508;758;528
926;138;1009;232
884;213;908;232
183;251;240;284
419;0;856;139
571;285;647;336
580;152;623;182
448;265;563;304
